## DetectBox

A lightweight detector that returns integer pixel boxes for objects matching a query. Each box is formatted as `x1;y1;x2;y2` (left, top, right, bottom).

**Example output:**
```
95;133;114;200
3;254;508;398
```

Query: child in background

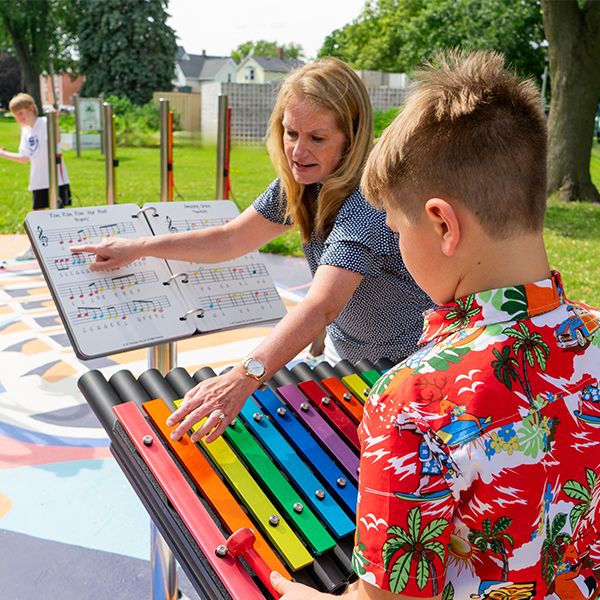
272;49;600;600
0;93;71;260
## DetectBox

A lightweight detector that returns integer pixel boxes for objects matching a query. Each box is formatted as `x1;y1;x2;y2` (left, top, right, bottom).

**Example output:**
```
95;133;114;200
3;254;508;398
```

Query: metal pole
45;109;59;210
74;94;81;158
154;99;178;598
159;98;172;202
215;94;228;199
148;341;178;600
99;96;105;156
103;102;117;204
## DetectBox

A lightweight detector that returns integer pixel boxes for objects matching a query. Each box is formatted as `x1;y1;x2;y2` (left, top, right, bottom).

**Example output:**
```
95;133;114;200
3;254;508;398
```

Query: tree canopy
0;0;78;109
319;0;545;80
0;53;20;108
77;0;177;105
231;40;304;63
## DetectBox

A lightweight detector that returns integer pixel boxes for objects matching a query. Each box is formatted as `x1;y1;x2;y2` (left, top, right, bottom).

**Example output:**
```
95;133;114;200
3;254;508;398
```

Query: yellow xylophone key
143;399;290;578
178;402;315;571
341;374;371;404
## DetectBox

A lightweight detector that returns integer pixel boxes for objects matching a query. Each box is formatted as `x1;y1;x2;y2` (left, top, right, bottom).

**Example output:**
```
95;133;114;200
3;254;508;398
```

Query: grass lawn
1;116;599;305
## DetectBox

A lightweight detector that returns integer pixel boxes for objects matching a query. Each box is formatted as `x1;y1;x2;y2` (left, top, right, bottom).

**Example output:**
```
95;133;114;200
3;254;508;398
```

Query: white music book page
25;201;287;359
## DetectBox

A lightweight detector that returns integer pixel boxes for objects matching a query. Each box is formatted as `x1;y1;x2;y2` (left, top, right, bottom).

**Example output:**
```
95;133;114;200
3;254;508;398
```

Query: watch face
246;358;265;377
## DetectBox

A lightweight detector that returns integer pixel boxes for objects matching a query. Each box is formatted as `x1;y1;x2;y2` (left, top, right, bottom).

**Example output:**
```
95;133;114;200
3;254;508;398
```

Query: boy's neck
454;232;551;300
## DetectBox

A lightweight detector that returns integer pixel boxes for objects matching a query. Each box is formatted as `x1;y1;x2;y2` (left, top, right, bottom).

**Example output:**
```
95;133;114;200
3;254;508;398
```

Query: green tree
382;506;448;595
77;0;177;105
468;516;514;582
542;0;600;202
231;40;304;62
0;52;20;108
0;0;78;110
319;0;545;80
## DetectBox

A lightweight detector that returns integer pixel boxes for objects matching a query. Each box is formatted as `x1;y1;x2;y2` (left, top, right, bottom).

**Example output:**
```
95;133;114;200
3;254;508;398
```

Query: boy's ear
424;198;461;257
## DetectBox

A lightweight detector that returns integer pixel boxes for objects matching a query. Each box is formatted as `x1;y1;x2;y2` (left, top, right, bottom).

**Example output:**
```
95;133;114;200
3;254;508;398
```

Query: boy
272;50;600;600
0;93;71;260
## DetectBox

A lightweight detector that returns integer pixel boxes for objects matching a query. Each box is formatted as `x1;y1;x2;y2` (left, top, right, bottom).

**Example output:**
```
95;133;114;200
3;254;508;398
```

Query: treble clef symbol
167;216;178;233
37;226;49;247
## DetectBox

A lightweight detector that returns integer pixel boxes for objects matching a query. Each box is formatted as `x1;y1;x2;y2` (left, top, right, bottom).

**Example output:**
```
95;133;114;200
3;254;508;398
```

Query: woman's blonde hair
266;57;373;241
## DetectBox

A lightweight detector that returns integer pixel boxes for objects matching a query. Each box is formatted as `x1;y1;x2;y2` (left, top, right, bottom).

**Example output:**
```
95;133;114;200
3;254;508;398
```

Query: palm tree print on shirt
494;322;550;407
382;506;448;594
468;517;514;582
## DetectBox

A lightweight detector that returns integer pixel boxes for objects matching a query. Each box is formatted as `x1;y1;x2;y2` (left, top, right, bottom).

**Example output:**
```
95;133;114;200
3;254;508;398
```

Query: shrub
60;96;182;147
374;107;400;138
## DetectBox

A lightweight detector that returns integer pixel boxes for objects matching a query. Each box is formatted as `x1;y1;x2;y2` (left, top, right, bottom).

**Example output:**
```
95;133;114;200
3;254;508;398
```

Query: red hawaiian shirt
353;272;600;599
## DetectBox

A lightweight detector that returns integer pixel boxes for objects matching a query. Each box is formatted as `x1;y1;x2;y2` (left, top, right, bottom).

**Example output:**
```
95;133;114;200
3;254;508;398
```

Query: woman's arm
70;205;291;271
167;263;365;442
0;147;29;163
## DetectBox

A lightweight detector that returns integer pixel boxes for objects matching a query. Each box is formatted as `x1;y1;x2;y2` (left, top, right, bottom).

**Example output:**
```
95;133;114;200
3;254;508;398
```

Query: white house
174;46;237;92
236;56;305;84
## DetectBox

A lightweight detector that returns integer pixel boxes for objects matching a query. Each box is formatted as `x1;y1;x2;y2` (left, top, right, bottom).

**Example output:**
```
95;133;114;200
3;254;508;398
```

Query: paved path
0;234;312;600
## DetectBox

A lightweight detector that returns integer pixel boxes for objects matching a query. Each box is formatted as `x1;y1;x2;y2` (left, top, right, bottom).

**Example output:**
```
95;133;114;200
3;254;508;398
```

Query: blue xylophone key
239;396;355;540
252;388;359;516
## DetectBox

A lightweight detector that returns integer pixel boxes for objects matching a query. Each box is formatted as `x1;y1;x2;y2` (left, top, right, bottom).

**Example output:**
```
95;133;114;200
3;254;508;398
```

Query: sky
166;0;367;60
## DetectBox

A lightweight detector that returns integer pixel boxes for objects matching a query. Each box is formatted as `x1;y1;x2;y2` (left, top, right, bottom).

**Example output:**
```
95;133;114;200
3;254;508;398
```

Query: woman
72;57;432;443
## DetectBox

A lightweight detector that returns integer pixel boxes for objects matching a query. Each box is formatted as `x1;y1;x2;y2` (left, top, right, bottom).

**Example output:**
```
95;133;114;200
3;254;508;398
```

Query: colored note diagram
25;201;286;358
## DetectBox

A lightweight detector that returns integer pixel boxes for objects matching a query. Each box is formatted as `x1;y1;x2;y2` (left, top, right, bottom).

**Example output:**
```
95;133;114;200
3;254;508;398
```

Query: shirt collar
419;271;565;345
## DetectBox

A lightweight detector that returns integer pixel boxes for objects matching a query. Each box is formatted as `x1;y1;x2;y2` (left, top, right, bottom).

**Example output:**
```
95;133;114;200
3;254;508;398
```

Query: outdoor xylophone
77;357;394;599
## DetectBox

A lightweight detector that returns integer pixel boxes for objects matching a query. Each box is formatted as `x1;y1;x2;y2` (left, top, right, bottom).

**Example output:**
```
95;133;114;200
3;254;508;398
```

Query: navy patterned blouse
253;179;433;362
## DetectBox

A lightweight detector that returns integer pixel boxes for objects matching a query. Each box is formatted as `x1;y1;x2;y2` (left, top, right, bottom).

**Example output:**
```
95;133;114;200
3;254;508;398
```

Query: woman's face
282;96;347;185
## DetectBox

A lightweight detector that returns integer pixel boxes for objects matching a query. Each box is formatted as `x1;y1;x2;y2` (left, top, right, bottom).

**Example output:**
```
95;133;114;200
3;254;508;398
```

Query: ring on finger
215;411;227;423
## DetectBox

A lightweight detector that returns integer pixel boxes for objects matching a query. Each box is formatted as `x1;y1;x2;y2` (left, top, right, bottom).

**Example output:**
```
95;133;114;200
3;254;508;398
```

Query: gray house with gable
236;55;305;84
174;46;237;92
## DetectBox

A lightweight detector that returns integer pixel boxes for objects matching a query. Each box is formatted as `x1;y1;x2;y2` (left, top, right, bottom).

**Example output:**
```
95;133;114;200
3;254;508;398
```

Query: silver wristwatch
241;357;267;383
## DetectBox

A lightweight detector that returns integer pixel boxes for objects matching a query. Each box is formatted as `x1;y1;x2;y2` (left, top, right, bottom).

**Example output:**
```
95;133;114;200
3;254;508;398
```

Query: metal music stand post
151;98;179;600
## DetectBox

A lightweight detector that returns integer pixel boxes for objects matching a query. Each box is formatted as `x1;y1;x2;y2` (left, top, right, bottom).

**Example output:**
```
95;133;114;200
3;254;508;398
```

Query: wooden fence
153;91;201;132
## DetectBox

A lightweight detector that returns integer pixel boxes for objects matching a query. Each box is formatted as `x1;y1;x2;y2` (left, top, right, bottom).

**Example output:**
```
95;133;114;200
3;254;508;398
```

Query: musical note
167;216;178;233
99;223;122;236
55;258;69;271
37;226;48;247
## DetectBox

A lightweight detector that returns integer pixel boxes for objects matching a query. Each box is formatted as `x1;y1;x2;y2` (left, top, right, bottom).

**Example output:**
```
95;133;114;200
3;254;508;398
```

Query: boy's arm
0;147;29;163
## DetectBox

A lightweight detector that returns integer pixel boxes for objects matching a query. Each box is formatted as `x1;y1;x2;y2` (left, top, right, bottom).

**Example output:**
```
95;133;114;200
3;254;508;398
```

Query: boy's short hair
9;93;38;116
362;50;547;238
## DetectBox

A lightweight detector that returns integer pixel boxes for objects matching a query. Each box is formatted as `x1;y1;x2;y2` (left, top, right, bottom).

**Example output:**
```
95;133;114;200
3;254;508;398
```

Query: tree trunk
19;58;42;111
0;3;48;112
542;0;600;202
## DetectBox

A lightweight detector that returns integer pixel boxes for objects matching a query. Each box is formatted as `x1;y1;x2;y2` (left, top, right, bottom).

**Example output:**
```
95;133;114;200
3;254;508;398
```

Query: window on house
244;67;255;81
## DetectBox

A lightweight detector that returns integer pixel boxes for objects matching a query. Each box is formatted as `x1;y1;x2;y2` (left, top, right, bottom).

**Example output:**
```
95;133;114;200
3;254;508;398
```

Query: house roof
246;56;305;73
199;58;232;79
177;46;233;80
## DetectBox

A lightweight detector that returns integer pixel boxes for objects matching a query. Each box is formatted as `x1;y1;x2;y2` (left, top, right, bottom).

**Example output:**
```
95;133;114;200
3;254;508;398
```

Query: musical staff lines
36;221;135;247
49;253;147;273
70;296;171;324
199;288;281;312
56;270;159;300
164;217;232;233
185;263;269;286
